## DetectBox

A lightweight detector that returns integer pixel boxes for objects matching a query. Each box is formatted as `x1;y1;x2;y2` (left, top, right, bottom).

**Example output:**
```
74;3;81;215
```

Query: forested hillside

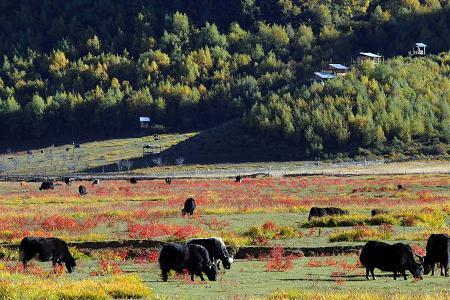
0;0;449;156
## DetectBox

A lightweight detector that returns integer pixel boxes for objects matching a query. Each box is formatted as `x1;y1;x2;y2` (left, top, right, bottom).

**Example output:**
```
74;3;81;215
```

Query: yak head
410;255;424;279
203;262;218;281
65;256;77;273
418;255;434;275
222;256;234;269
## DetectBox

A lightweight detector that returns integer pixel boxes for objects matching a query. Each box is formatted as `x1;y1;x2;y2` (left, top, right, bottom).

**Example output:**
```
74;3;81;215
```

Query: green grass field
0;175;448;299
11;255;449;299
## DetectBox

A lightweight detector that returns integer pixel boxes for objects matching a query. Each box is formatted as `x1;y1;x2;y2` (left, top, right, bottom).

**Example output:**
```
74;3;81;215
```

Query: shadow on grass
82;120;310;173
282;273;412;282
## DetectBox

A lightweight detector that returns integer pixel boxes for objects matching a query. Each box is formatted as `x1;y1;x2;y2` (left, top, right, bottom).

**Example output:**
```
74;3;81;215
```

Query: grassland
1;255;448;300
0;175;448;298
1;122;448;177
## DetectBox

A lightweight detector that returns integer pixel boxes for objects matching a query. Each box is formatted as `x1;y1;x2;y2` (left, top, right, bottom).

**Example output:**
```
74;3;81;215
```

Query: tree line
0;0;449;157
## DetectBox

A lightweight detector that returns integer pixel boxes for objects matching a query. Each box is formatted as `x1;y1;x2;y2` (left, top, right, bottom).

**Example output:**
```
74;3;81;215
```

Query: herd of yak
17;177;449;282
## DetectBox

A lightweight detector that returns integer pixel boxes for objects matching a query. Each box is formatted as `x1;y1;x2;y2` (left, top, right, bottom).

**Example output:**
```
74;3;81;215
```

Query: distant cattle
64;177;74;186
92;179;100;185
371;209;388;217
187;237;234;270
165;177;172;185
182;198;196;216
360;241;423;280
159;243;217;282
20;181;27;187
19;237;76;273
130;178;138;184
39;181;54;191
235;176;242;183
308;207;349;220
74;144;81;149
79;185;87;195
397;184;406;191
423;234;450;277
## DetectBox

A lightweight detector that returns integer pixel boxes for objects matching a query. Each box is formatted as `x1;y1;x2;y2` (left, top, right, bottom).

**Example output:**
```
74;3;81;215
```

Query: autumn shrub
221;232;252;247
394;211;446;228
302;215;368;228
304;210;444;228
329;224;394;242
244;221;299;244
92;249;129;261
135;250;159;264
367;214;399;226
0;271;151;299
265;246;293;272
0;247;19;260
90;259;123;276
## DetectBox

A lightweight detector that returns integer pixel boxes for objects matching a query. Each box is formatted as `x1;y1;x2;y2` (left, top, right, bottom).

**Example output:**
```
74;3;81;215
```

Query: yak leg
197;271;205;281
371;269;375;280
431;263;435;276
393;271;397;280
161;269;169;282
366;268;370;280
441;261;450;277
22;260;28;272
402;270;407;280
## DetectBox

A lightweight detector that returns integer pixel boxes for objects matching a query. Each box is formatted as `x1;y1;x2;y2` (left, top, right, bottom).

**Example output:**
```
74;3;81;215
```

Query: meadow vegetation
0;174;447;298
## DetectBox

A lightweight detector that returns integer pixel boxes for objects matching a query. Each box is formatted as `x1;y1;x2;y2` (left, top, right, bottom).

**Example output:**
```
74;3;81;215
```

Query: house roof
359;52;382;58
139;117;150;122
328;63;349;70
416;42;427;47
314;72;335;79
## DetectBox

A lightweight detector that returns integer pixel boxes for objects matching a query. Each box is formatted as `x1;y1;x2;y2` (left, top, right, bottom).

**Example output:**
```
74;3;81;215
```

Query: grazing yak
308;207;348;220
235;176;242;183
187;237;234;270
64;177;73;186
39;181;54;191
423;234;450;277
19;237;76;273
130;177;138;184
371;209;388;217
159;243;217;282
182;198;196;216
92;179;100;185
360;241;423;280
165;177;172;185
397;184;406;191
79;185;87;196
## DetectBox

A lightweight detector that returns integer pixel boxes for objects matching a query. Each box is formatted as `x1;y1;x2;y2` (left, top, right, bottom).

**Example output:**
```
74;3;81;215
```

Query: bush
302;215;368;228
303;210;444;228
0;272;151;299
243;222;300;243
329;224;393;242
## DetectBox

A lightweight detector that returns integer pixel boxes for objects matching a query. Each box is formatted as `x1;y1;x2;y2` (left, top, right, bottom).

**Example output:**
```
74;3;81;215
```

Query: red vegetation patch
265;246;294;272
90;259;123;276
128;223;205;240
